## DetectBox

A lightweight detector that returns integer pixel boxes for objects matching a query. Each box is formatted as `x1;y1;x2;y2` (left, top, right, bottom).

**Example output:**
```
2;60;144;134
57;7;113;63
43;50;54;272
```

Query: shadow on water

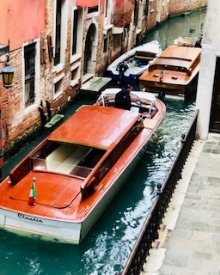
0;9;205;275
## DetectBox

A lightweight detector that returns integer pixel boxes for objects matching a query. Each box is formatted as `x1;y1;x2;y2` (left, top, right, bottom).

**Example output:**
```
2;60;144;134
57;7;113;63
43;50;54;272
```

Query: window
54;78;63;95
70;65;80;87
24;43;36;107
54;0;68;69
113;35;121;50
71;67;80;81
134;0;139;26
54;0;62;65
103;37;108;53
88;6;98;13
71;7;82;57
104;0;108;17
149;0;154;12
72;8;78;55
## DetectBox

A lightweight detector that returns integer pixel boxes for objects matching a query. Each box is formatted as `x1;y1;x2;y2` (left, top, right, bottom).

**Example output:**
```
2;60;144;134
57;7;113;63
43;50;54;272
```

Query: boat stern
0;208;83;244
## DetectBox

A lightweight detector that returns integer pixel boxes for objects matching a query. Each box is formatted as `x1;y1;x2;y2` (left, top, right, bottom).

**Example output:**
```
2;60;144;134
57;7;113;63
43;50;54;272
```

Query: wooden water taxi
0;99;165;244
139;45;201;100
106;40;161;85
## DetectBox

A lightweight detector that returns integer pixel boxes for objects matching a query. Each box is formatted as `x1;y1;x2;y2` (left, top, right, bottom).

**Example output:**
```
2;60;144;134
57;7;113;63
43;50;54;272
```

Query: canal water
140;8;206;49
0;9;206;275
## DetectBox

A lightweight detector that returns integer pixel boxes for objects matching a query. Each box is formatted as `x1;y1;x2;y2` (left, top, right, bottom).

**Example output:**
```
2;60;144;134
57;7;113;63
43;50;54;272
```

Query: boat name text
154;83;167;88
18;213;43;223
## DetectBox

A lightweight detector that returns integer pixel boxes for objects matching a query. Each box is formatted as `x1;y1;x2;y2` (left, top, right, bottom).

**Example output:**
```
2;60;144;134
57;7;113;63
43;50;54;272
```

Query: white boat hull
0;146;145;244
106;40;161;84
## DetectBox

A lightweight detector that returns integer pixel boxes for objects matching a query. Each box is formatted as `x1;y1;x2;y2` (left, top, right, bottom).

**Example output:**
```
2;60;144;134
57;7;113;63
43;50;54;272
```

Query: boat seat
46;144;92;174
135;55;154;60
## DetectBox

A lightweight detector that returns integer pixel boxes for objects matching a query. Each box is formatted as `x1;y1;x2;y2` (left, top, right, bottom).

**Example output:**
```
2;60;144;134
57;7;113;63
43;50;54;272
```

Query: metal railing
120;109;199;275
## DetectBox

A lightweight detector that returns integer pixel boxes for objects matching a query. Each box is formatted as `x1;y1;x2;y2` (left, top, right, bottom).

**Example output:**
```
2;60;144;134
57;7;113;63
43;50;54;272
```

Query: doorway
83;23;97;75
209;57;220;133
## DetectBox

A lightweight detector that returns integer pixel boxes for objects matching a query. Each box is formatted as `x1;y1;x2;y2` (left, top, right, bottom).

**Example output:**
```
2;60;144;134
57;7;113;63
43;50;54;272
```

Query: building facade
196;0;220;139
0;0;208;156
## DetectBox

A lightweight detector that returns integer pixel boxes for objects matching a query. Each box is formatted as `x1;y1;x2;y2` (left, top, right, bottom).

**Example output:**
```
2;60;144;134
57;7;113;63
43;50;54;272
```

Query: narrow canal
0;9;206;275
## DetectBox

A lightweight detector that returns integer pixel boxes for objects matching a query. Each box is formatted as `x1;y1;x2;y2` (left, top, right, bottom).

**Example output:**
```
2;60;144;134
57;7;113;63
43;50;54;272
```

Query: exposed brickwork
2;0;79;153
113;11;133;28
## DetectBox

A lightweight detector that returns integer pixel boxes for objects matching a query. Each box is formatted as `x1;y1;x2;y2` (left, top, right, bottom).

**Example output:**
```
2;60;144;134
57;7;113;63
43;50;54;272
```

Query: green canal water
0;9;206;275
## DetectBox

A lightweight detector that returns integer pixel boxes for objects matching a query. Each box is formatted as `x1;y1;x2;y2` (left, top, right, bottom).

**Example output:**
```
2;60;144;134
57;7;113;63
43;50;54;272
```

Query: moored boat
174;36;202;48
0;98;165;244
139;45;201;100
106;40;161;85
174;36;198;47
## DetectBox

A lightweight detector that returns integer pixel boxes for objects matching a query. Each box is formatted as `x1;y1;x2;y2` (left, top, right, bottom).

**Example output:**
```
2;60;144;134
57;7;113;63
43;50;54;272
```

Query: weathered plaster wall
0;0;46;51
113;0;134;27
169;0;207;16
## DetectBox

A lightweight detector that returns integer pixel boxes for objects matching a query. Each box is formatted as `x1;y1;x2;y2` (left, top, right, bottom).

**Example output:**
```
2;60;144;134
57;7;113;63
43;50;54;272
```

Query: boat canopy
48;105;141;150
160;45;201;59
153;58;191;71
147;45;201;73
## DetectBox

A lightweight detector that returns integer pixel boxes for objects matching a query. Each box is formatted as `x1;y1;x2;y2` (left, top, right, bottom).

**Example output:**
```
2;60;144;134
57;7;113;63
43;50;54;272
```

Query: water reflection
141;8;207;49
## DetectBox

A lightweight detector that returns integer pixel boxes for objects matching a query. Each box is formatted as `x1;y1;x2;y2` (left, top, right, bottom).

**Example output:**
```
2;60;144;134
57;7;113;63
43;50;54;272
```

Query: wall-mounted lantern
1;62;15;89
0;44;15;182
0;45;15;89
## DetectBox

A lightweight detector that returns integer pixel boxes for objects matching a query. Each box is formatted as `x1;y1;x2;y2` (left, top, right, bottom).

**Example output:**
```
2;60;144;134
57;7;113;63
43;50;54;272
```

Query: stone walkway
141;133;220;275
